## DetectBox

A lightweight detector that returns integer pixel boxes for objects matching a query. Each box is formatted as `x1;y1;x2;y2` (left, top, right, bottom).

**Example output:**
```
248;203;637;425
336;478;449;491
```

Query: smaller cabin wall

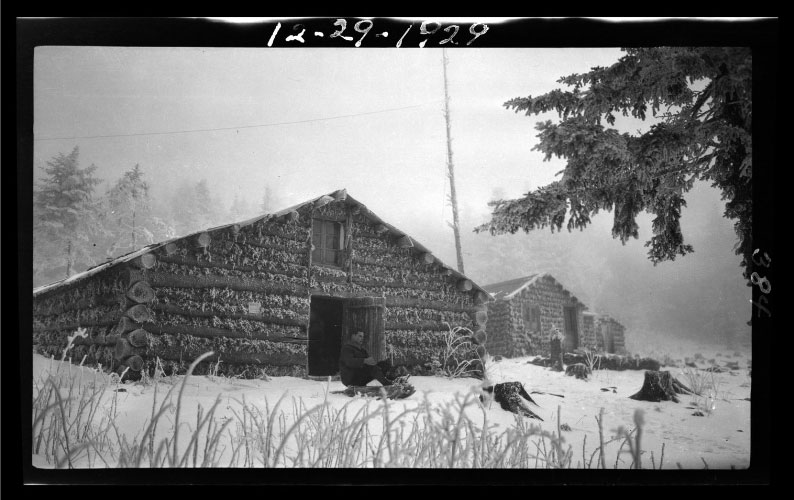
485;275;592;358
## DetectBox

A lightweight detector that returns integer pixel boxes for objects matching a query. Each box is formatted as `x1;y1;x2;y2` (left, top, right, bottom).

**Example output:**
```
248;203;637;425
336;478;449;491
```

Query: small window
522;303;541;332
312;219;344;266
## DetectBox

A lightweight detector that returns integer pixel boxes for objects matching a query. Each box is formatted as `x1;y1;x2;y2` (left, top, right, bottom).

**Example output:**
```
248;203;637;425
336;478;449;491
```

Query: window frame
522;302;541;332
312;218;345;268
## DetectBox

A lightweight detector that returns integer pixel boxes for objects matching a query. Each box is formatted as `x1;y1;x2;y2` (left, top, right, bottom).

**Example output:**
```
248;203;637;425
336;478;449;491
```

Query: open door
342;297;386;361
307;296;344;376
562;306;580;352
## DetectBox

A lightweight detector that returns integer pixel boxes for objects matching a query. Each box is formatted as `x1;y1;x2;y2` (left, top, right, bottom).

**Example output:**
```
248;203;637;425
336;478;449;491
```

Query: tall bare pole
442;48;465;274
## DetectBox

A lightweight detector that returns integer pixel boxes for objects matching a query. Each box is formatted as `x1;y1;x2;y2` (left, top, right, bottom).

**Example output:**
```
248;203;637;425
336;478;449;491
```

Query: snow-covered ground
31;343;751;469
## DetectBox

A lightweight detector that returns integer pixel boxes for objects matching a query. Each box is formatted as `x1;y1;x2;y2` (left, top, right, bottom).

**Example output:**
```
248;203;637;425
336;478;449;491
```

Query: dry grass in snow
31;344;751;470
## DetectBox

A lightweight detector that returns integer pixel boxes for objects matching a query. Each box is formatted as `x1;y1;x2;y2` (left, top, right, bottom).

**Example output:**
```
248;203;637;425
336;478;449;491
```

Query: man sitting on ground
339;331;393;387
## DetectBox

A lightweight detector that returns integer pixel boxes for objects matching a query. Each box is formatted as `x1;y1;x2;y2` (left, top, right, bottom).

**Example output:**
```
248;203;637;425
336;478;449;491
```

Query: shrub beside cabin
482;274;626;358
32;189;490;379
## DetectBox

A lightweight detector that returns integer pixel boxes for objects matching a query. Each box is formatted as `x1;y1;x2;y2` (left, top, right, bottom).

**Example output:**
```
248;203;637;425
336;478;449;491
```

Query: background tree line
32;146;269;288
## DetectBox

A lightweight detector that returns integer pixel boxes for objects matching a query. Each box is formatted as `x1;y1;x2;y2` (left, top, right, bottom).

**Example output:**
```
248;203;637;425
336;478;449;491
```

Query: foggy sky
32;44;751;349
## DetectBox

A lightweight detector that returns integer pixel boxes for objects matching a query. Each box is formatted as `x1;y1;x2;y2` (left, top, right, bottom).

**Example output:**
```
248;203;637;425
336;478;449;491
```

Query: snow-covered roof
482;273;543;300
482;273;585;306
33;188;489;298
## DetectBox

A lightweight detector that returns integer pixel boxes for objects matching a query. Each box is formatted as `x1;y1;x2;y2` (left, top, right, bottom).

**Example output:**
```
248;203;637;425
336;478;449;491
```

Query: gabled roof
482;273;585;306
482;274;542;300
34;188;488;297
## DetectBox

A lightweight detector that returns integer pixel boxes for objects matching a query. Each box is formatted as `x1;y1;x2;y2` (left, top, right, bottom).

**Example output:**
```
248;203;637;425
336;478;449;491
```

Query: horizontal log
125;304;152;323
195;232;212;248
385;321;458;332
125;269;308;296
126;355;144;372
163;242;179;255
115;338;133;360
282;211;300;223
141;322;309;343
112;316;142;335
348;278;449;291
397;235;413;248
127;281;155;303
70;330;120;347
153;349;306;367
384;296;478;314
419;252;434;265
158;254;307;280
33;320;119;333
149;302;308;328
131;253;158;270
128;328;149;348
33;294;125;316
256;226;311;243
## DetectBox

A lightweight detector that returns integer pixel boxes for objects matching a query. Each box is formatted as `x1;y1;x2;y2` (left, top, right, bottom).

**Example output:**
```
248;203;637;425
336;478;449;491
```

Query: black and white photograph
14;17;776;484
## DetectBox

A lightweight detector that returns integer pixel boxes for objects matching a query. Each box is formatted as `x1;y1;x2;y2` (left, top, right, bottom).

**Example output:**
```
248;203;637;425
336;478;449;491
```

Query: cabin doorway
308;295;387;376
562;306;579;352
606;327;616;354
308;296;345;376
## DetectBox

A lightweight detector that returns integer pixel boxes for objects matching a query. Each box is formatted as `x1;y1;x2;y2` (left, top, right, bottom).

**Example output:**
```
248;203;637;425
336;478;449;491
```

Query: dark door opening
606;327;616;354
308;296;344;376
563;306;579;352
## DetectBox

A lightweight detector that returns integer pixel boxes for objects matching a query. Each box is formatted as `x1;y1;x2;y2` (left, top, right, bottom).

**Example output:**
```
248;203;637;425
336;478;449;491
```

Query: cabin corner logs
32;193;489;380
482;274;627;359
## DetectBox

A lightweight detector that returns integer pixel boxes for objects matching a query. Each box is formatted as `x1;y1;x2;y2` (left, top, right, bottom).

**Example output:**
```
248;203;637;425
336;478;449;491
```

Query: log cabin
483;274;600;358
32;189;491;379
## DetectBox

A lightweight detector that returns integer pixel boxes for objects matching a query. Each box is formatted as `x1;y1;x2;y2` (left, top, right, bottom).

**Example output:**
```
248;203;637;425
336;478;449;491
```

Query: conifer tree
33;146;103;284
102;164;172;257
477;47;754;280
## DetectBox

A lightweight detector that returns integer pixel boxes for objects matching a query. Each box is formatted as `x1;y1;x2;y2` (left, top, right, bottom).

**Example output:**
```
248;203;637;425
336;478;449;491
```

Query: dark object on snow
333;381;416;400
565;363;591;380
481;381;543;420
692;411;705;417
534;352;661;371
629;370;695;403
560;423;572;431
531;390;564;398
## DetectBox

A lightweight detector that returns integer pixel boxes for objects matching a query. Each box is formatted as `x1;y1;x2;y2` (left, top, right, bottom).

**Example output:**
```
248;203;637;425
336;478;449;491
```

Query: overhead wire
34;100;444;142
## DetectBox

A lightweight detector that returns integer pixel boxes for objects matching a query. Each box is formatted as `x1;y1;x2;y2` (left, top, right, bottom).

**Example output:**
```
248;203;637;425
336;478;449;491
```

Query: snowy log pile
32;192;488;380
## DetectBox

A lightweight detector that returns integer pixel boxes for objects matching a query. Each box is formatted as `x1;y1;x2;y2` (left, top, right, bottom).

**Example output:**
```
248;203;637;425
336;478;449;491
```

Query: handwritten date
268;19;489;48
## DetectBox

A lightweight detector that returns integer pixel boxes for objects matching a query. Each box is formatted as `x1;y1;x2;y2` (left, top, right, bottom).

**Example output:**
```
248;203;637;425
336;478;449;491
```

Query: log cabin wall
482;299;531;358
595;315;627;355
32;193;488;379
484;275;591;358
581;312;598;352
33;269;131;371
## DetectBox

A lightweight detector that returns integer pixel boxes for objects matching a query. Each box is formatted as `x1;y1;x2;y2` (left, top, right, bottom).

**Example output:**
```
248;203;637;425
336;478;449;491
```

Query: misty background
32;46;751;353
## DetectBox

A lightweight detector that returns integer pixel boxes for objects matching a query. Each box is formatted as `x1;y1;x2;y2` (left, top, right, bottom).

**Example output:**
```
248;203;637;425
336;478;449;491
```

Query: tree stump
629;370;695;403
565;363;591;380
